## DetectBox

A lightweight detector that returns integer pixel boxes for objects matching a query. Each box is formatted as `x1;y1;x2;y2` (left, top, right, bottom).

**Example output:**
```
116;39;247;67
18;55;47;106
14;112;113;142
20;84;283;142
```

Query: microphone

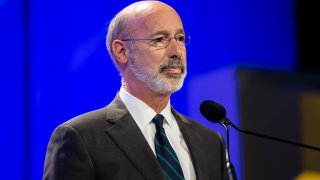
200;100;320;152
200;100;237;180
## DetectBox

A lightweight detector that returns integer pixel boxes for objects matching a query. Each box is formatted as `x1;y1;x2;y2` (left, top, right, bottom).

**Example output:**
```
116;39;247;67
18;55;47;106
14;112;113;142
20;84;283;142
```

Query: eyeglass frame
120;34;191;49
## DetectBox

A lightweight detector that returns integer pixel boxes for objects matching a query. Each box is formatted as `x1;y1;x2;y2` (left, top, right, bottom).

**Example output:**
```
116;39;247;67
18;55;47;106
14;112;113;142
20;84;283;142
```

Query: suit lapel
105;95;165;180
172;108;208;180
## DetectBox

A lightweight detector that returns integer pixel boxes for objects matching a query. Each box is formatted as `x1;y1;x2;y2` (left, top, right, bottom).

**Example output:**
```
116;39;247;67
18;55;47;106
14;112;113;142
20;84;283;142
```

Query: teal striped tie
153;114;185;180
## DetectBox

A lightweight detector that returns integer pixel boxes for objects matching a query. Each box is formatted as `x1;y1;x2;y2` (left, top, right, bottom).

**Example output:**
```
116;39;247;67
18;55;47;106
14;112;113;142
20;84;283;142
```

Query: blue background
0;0;296;179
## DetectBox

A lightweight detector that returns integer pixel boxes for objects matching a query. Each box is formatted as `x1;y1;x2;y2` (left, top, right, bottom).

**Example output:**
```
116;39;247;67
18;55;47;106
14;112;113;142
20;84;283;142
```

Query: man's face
126;5;187;95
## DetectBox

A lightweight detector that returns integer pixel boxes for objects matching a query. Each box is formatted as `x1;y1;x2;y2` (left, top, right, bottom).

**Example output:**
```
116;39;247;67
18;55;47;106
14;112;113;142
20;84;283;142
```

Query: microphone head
200;100;226;123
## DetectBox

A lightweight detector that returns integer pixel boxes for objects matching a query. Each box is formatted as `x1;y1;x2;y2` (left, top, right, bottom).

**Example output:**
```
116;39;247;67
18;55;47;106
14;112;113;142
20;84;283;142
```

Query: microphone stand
220;118;237;180
224;118;320;152
218;116;320;180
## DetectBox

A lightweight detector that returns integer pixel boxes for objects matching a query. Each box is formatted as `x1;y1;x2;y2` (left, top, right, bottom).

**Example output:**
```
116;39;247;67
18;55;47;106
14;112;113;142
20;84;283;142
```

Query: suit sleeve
43;124;95;180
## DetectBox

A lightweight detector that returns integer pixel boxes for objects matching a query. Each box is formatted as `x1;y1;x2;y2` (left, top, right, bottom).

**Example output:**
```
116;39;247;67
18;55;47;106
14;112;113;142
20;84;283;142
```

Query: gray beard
129;57;187;95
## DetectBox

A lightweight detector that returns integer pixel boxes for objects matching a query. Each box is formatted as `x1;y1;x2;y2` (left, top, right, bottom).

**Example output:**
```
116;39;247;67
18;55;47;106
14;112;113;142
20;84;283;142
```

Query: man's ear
112;40;129;64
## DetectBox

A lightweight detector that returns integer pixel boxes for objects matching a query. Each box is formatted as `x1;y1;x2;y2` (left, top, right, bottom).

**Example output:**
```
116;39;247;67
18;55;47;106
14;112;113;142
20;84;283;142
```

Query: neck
122;79;171;114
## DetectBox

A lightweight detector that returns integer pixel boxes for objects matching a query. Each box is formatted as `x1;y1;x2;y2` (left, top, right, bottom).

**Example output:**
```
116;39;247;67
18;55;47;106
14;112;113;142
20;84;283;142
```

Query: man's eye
152;37;166;43
176;35;185;42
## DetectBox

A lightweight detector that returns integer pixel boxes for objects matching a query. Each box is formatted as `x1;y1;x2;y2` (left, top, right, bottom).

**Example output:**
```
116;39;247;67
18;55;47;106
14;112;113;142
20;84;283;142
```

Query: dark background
0;0;319;179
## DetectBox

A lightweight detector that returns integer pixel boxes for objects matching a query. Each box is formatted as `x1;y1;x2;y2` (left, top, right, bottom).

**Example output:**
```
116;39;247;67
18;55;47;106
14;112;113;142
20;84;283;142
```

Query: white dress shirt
119;87;196;180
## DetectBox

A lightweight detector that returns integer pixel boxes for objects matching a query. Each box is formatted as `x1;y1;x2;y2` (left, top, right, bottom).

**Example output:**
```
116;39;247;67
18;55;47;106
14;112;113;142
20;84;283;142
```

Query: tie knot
152;114;164;129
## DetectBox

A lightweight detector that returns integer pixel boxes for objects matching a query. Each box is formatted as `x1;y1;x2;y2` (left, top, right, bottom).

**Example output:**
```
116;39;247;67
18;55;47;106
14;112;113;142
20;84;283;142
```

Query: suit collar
104;94;165;180
105;95;208;180
172;108;208;180
119;87;174;130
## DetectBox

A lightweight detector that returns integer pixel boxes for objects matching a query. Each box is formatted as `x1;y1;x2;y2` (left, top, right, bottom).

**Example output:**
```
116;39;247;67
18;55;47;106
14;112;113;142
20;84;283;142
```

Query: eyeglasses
121;34;191;49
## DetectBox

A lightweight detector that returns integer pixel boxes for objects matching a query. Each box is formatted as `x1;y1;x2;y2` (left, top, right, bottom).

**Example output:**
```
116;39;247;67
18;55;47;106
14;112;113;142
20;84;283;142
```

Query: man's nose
166;38;183;58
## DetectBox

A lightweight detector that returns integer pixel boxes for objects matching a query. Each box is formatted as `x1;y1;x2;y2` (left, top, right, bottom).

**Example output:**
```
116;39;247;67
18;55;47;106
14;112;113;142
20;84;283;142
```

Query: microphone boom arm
224;118;320;152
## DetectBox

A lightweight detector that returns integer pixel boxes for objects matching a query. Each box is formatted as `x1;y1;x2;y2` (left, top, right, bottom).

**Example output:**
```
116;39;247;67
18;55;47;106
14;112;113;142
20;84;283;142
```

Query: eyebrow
149;29;185;37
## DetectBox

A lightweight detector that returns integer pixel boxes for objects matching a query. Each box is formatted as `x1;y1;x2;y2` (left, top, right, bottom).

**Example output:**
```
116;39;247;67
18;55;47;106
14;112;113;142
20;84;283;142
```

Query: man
43;1;227;180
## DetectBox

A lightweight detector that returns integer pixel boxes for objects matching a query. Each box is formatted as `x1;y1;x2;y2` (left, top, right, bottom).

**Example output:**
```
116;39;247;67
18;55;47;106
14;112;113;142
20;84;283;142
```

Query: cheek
134;50;160;70
182;51;187;65
180;47;187;59
147;51;166;66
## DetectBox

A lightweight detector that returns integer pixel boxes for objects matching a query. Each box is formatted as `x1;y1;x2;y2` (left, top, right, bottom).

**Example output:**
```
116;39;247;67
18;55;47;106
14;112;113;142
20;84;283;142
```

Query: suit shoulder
187;115;218;135
174;110;220;137
55;95;126;136
60;106;109;132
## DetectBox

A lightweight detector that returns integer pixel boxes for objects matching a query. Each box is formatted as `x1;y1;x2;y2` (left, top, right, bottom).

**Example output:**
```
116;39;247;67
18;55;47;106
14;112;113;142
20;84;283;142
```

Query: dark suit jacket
43;95;227;180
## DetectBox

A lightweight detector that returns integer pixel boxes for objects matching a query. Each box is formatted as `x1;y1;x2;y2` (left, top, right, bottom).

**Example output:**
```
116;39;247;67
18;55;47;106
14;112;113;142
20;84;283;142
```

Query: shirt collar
119;87;173;130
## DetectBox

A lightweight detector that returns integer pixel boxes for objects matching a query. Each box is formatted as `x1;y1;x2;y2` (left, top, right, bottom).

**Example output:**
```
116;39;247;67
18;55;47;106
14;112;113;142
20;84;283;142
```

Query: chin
151;79;184;95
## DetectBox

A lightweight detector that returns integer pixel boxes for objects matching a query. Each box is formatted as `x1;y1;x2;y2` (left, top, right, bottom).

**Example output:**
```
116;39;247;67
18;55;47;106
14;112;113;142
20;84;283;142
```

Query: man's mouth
165;66;182;74
159;57;185;75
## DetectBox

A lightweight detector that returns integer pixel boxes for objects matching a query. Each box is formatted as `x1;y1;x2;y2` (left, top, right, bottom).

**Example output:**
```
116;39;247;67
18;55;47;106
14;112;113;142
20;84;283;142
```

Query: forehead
127;4;184;37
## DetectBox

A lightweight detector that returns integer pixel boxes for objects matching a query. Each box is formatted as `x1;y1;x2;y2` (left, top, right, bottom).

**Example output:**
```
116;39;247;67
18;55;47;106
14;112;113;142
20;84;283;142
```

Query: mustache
159;57;185;73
